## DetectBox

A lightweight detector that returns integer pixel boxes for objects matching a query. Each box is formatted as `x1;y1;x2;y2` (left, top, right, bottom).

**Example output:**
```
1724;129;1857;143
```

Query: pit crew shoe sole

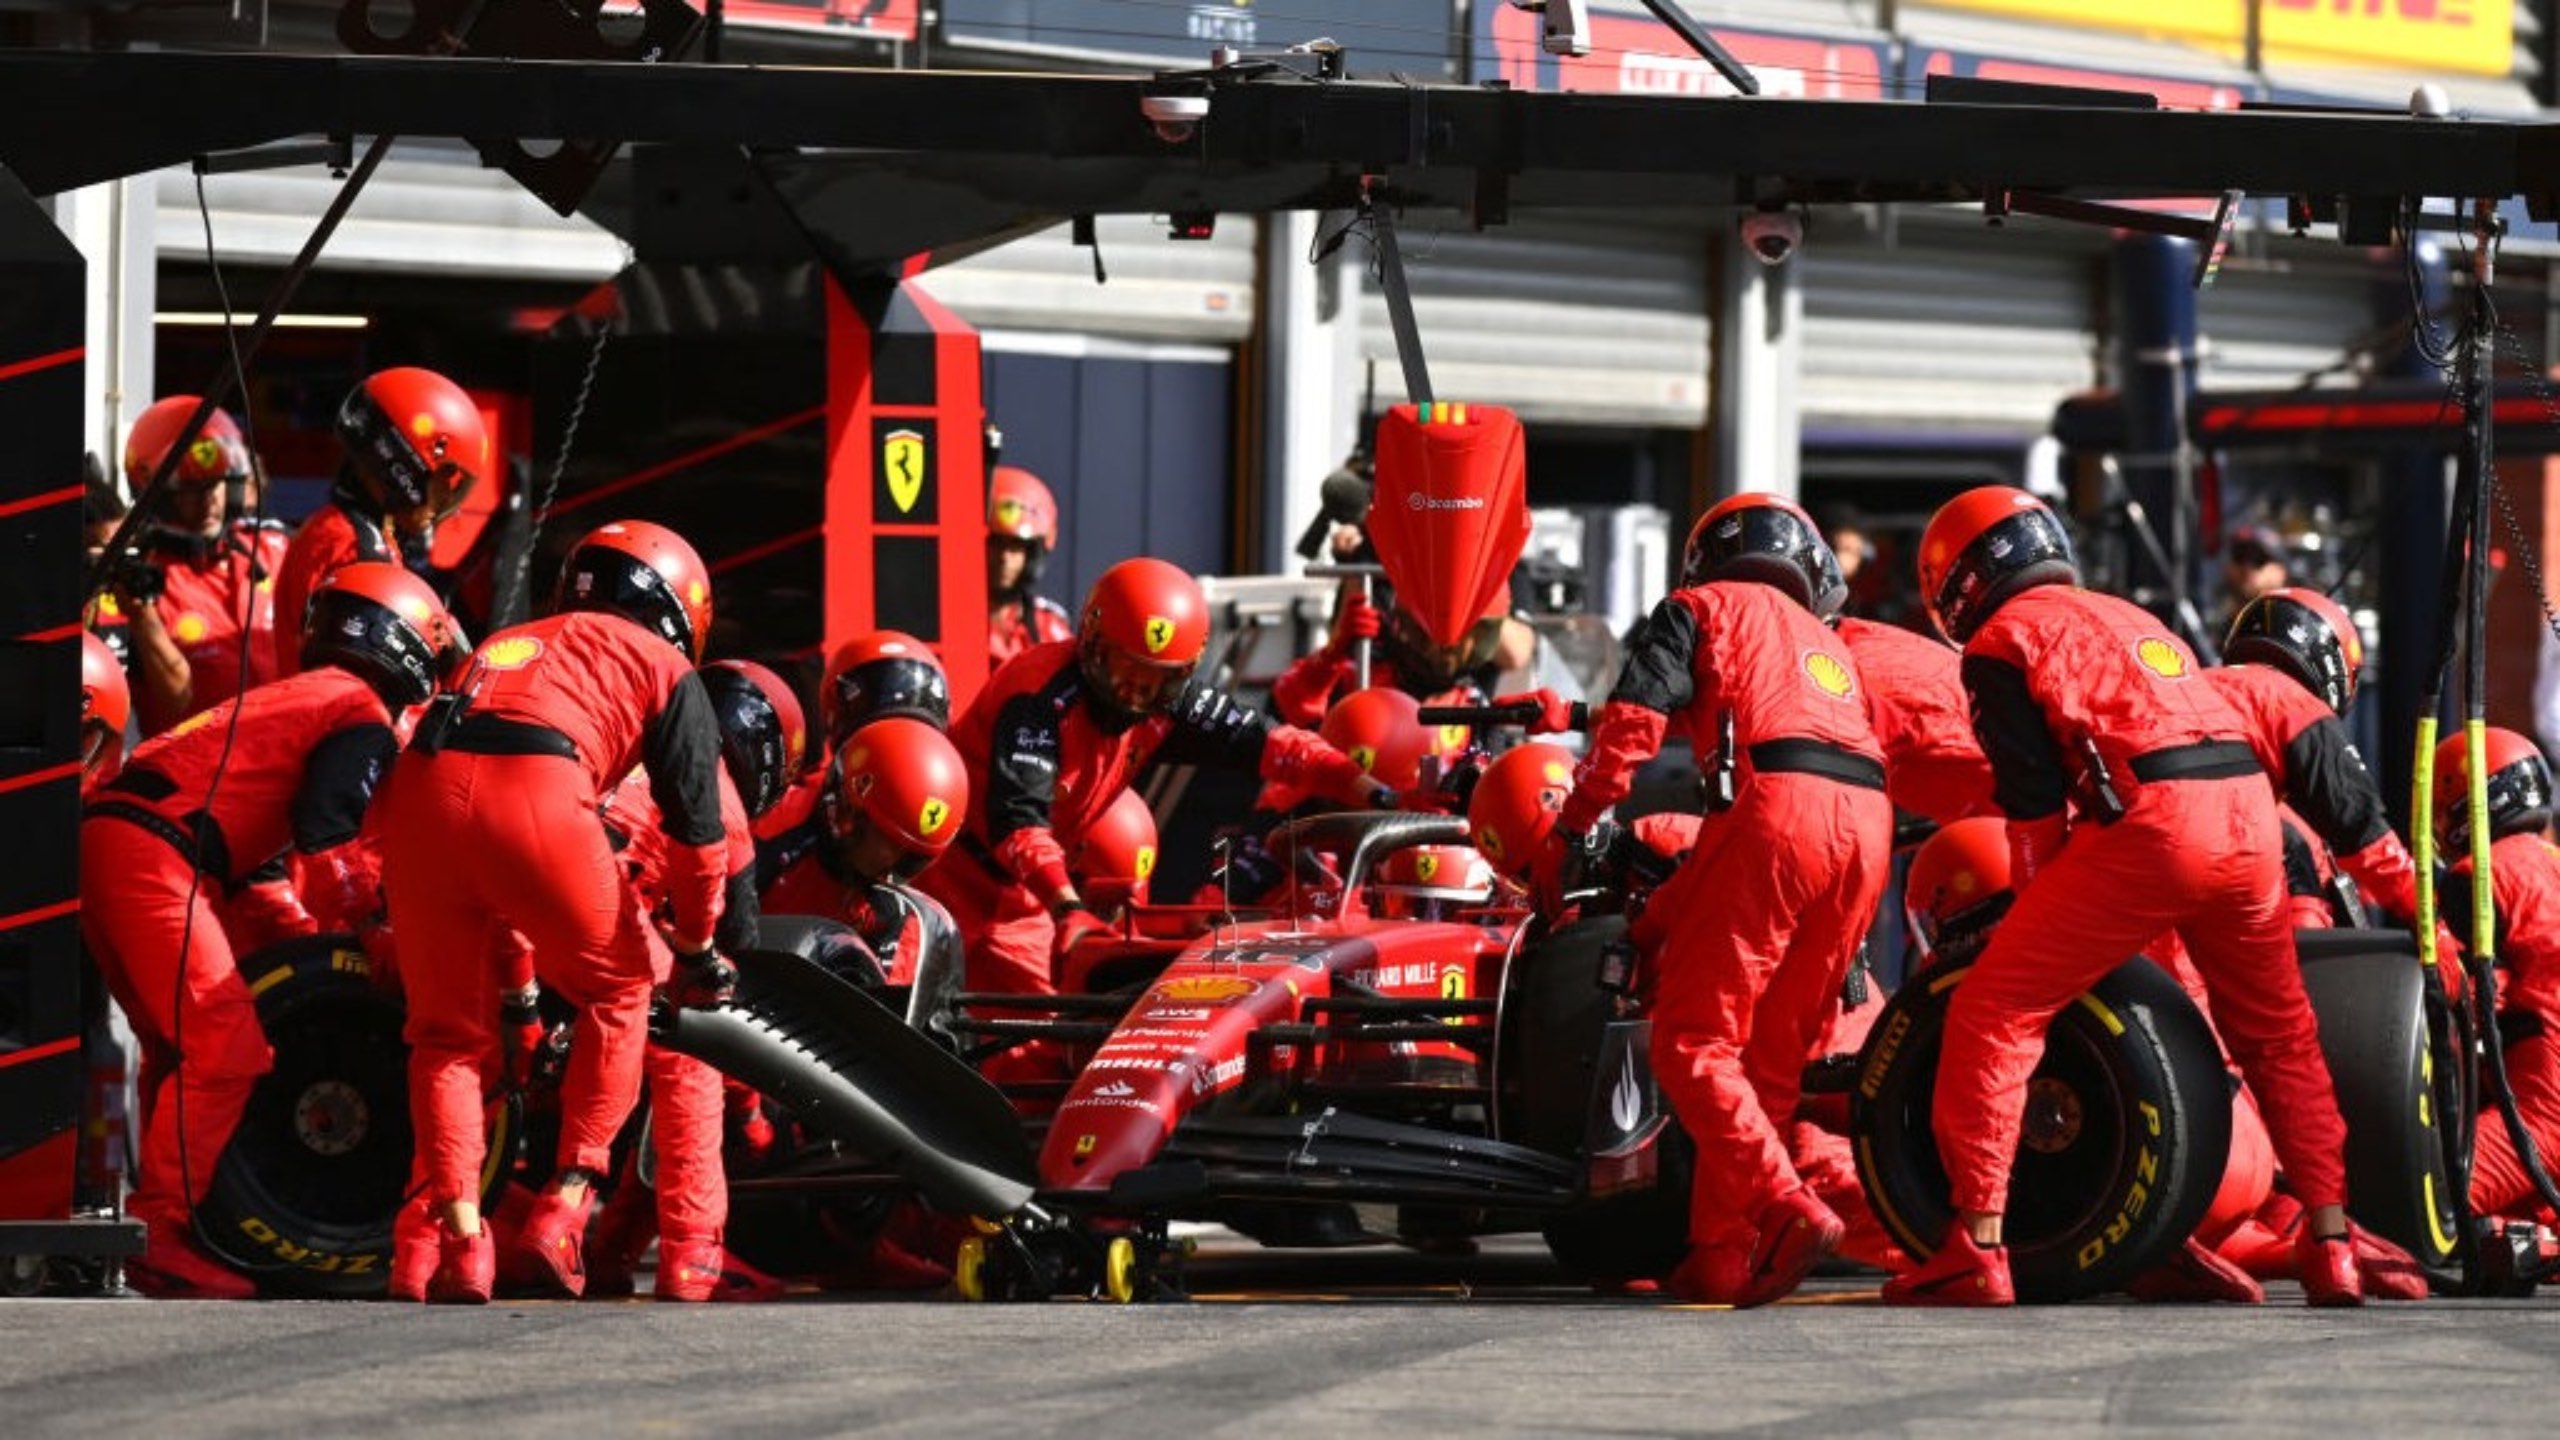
511;1187;595;1299
2297;1231;2365;1308
2126;1236;2264;1305
1880;1228;2014;1307
1739;1190;1845;1308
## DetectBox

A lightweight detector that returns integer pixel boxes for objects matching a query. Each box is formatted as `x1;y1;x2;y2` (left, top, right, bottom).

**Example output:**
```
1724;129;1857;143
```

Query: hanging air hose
2410;208;2560;1289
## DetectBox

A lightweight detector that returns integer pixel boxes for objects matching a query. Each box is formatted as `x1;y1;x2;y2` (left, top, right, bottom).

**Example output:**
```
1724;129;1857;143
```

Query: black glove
666;946;738;1010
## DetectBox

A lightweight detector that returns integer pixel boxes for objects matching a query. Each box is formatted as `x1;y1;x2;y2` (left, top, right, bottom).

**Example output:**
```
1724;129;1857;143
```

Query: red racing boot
2126;1236;2264;1305
1663;1244;1749;1305
425;1219;495;1305
2295;1229;2365;1308
1881;1228;2015;1307
654;1240;784;1303
2350;1224;2429;1302
1738;1188;1845;1308
582;1180;657;1299
388;1197;440;1302
510;1184;597;1298
128;1221;257;1301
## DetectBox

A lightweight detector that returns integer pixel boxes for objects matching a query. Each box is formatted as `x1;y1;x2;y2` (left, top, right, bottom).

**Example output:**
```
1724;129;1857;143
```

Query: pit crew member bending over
1882;486;2362;1308
384;520;734;1304
83;563;462;1297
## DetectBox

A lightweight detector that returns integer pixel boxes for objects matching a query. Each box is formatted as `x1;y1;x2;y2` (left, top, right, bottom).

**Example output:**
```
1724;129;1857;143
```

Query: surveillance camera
1140;93;1211;144
1507;0;1590;58
1740;209;1802;267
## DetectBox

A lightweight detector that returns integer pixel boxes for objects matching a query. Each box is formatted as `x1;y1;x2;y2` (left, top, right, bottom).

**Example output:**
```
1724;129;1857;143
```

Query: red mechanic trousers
913;848;1063;1092
633;924;727;1244
1935;776;2349;1217
2473;1031;2560;1220
384;750;656;1205
79;817;275;1231
1629;773;1892;1254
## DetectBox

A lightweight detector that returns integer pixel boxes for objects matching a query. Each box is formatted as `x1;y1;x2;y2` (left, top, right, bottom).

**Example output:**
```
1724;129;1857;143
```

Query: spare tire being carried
194;935;518;1298
1852;954;2231;1302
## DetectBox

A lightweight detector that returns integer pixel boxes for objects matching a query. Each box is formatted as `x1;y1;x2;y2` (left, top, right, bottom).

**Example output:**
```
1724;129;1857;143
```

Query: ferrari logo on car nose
1439;968;1468;1001
918;797;950;836
882;429;925;513
2135;637;2189;679
1144;616;1175;654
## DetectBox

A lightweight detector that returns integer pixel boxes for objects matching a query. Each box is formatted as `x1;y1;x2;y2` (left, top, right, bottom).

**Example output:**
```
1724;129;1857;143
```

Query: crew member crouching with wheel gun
2435;730;2560;1236
1884;486;2364;1307
1511;493;1893;1307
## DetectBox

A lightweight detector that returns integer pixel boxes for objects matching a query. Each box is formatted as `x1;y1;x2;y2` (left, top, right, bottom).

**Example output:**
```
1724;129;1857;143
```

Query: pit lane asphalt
4;1236;2553;1438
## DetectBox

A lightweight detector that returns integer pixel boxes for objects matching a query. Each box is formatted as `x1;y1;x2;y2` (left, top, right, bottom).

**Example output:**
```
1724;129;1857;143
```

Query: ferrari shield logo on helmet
1349;744;1378;773
882;429;926;514
2135;637;2190;680
188;437;226;473
918;797;950;836
994;496;1025;530
1134;845;1157;879
1143;616;1175;655
1475;826;1504;861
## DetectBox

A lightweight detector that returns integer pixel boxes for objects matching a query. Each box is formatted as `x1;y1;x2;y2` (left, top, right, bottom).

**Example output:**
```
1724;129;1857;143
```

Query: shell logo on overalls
2135;637;2189;679
1804;650;1854;698
481;635;544;671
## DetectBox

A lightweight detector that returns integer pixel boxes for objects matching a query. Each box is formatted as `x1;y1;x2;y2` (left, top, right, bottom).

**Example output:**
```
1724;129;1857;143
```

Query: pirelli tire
2295;929;2464;1286
1499;915;1691;1284
1851;955;2232;1302
193;935;519;1298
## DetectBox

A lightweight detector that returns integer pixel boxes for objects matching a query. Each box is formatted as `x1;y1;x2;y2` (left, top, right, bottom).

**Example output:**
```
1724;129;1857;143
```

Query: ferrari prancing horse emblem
883;429;925;514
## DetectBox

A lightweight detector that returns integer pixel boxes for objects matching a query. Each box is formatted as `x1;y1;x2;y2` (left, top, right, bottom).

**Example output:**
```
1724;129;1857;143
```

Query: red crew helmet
336;367;492;525
700;660;809;821
1077;557;1210;720
1915;486;2077;644
123;397;250;493
1903;816;2014;967
1321;687;1435;794
1466;741;1578;881
832;717;971;883
81;631;130;781
1073;789;1160;911
555;520;714;661
301;561;467;708
988;466;1060;550
2433;728;2555;851
2223;587;2364;718
1683;492;1848;619
821;630;950;744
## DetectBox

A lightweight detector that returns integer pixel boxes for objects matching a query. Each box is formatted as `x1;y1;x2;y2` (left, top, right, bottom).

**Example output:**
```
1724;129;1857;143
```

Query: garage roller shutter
1355;212;1712;429
1800;211;2100;437
2197;249;2383;395
155;144;625;280
926;214;1258;345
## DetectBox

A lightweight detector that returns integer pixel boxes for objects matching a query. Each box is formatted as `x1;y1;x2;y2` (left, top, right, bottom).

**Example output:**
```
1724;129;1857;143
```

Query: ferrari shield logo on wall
882;429;927;514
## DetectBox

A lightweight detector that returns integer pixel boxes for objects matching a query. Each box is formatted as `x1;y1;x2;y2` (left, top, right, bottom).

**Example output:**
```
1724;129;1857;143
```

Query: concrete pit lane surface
1;1236;2552;1438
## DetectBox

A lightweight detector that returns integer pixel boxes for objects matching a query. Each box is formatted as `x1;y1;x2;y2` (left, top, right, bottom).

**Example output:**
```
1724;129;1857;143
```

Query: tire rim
291;1079;371;1158
2021;1077;2085;1155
